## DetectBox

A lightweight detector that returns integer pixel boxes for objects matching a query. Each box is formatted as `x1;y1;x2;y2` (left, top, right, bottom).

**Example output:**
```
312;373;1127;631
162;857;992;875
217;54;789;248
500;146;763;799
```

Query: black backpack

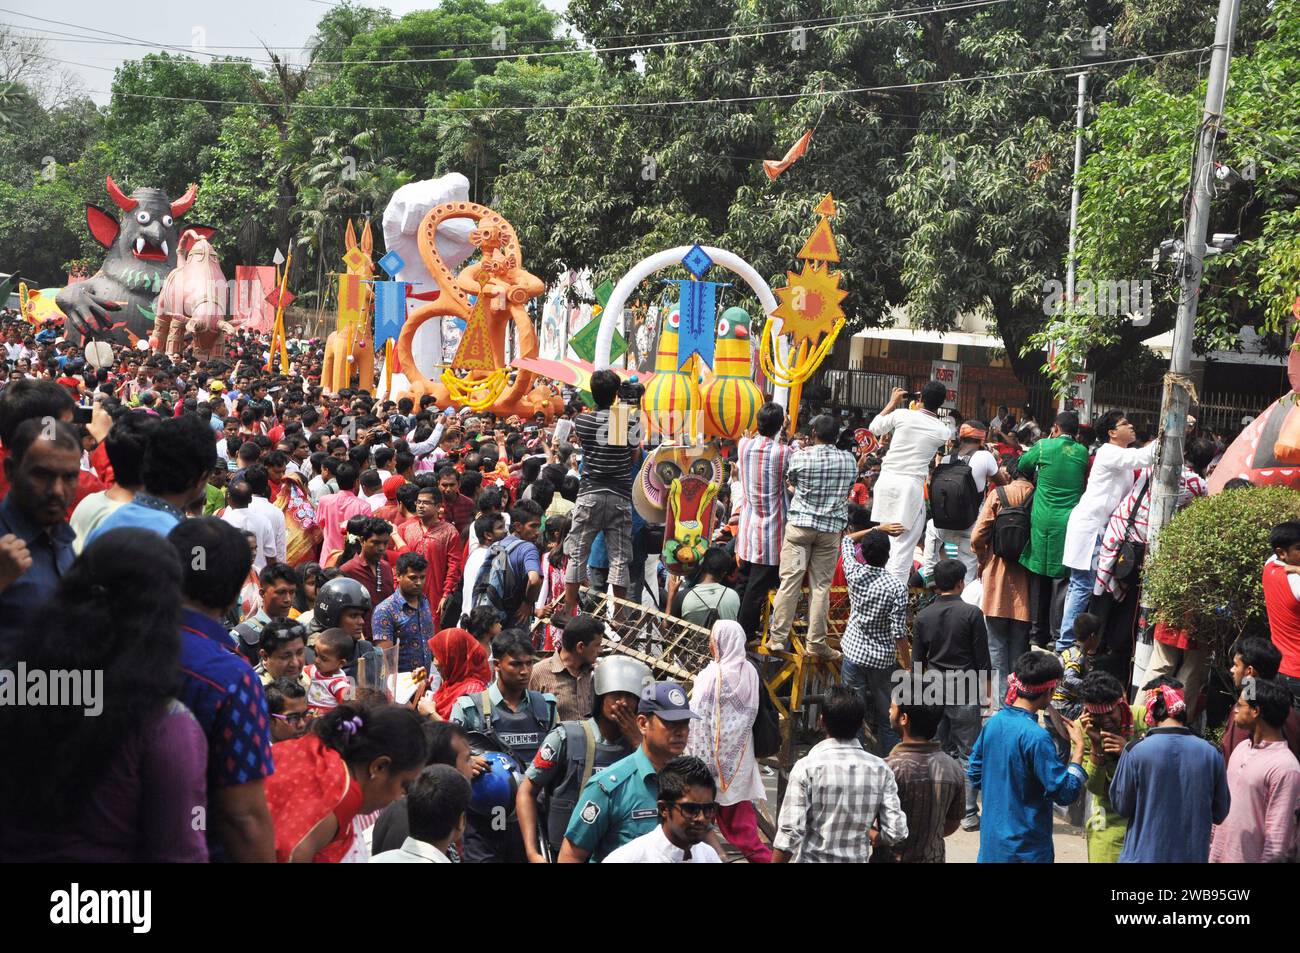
472;536;526;622
991;485;1034;560
929;451;982;530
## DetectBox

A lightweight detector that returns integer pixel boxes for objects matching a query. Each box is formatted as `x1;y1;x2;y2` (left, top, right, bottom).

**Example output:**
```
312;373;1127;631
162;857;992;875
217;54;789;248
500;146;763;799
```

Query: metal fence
820;369;908;412
1028;379;1271;437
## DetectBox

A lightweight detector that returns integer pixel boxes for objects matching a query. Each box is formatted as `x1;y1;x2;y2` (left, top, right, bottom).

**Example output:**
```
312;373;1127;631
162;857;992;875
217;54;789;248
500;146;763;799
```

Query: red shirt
339;555;395;643
396;516;465;607
1263;557;1300;678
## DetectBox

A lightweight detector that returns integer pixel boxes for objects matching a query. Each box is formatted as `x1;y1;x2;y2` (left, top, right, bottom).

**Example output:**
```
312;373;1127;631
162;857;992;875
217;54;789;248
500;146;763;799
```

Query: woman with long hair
264;701;426;862
686;619;771;862
0;528;208;861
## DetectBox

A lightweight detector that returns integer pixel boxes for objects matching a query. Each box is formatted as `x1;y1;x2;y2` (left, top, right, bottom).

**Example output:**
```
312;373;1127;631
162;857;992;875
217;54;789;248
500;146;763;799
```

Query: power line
5;0;1015;72
0;1;1010;54
87;48;1209;115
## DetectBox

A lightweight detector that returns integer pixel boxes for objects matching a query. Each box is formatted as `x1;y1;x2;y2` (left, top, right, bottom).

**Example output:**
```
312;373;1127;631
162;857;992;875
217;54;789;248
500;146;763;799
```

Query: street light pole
1058;70;1088;412
1146;0;1242;555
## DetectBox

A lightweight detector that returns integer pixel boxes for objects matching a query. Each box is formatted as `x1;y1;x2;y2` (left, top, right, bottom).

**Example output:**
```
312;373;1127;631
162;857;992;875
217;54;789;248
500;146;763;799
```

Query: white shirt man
220;504;276;571
604;823;722;864
869;385;952;583
249;493;288;562
369;835;452;864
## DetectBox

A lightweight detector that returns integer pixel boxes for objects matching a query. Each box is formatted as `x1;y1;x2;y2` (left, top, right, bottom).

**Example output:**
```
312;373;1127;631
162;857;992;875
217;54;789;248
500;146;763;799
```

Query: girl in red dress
264;702;427;863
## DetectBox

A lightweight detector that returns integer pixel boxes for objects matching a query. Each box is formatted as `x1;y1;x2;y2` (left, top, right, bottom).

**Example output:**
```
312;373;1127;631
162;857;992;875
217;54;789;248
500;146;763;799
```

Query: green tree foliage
1142;486;1300;657
1035;0;1295;390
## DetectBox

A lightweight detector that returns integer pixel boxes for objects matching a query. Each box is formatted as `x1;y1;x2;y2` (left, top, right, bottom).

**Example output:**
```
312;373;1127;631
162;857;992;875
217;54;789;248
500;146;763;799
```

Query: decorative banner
763;129;813;180
336;273;364;332
930;359;961;410
591;278;613;317
771;260;846;349
798;217;840;263
452;300;497;372
1066;371;1094;422
671;279;728;371
373;279;408;351
568;315;626;364
377;250;405;279
681;244;714;280
233;265;275;332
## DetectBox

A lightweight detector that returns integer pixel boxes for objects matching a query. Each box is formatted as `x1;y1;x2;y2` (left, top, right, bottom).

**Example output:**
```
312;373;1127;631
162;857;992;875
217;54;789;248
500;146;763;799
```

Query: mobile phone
73;405;93;425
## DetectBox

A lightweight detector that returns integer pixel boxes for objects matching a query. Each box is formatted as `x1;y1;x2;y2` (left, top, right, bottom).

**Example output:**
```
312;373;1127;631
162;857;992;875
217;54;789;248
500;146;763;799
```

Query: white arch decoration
594;246;790;407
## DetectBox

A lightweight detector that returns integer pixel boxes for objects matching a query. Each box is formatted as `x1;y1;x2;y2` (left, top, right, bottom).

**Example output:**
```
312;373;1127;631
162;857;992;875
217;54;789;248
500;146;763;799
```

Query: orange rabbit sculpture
322;220;376;394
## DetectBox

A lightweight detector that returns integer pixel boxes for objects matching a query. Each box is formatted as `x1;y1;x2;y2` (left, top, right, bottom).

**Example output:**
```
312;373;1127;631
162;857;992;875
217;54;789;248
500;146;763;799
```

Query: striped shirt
1094;466;1206;599
574;409;635;498
736;435;793;565
787;443;857;534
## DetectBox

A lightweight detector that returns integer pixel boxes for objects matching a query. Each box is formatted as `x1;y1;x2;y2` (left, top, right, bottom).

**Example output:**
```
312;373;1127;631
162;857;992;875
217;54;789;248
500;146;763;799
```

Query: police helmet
593;655;653;699
469;750;522;816
313;577;372;630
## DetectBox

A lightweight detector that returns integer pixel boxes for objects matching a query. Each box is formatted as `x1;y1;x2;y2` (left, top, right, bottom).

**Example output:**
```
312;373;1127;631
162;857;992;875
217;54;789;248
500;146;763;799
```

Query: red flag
763;129;813;180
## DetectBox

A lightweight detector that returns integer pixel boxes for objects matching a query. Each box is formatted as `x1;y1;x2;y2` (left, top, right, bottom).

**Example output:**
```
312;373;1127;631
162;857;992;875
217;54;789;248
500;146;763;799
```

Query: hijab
688;620;758;793
429;628;491;720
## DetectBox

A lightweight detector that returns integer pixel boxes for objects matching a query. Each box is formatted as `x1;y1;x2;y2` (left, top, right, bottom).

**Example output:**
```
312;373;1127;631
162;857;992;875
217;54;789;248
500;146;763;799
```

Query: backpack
751;662;781;759
929;451;982;530
991;485;1034;560
472;536;528;622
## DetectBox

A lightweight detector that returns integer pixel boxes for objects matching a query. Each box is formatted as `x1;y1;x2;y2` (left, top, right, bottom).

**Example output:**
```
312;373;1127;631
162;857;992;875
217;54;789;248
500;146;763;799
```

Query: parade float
56;175;213;347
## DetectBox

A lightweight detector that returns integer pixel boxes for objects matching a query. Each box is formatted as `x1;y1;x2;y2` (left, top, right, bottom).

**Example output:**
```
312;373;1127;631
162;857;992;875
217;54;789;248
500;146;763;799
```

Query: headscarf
1143;684;1186;726
687;620;758;794
429;628;491;720
1084;697;1134;735
1005;672;1059;706
959;423;987;442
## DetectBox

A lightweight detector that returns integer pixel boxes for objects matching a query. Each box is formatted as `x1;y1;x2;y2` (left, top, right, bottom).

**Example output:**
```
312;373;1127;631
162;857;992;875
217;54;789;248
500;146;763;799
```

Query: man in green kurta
1015;411;1089;577
1013;411;1089;646
1078;670;1146;863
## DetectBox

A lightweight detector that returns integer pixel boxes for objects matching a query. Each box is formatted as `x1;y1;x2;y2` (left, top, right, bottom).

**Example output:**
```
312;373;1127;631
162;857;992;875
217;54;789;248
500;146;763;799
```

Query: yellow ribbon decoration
441;367;508;411
759;316;844;387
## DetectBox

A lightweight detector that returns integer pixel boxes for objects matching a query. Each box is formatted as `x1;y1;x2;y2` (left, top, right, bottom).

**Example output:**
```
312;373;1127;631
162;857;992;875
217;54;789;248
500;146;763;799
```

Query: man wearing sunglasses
265;677;313;743
605;756;722;863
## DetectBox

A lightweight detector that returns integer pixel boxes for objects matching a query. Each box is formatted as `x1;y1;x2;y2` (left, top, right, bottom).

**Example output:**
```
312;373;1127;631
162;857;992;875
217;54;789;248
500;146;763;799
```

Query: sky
7;0;570;105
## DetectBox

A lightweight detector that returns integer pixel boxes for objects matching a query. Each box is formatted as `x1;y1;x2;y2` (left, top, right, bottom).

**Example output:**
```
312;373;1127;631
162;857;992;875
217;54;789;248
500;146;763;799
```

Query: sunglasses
670;801;718;819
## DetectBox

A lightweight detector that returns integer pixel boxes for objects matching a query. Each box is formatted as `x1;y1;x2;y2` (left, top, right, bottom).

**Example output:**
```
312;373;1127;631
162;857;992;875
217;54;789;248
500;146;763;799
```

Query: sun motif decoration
760;193;848;390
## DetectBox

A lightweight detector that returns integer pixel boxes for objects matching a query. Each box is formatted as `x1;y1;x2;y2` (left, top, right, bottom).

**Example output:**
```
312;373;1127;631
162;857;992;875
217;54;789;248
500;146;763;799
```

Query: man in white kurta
1058;412;1156;649
869;382;953;583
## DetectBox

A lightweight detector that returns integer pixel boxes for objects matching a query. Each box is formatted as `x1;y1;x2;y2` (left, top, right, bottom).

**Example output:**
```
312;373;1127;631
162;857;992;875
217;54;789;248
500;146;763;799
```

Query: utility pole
1147;0;1242;554
1058;70;1089;412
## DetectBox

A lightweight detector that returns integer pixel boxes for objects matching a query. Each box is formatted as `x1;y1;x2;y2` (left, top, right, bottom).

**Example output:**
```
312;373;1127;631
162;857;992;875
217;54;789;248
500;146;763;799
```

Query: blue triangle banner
373;280;408;350
672;279;728;371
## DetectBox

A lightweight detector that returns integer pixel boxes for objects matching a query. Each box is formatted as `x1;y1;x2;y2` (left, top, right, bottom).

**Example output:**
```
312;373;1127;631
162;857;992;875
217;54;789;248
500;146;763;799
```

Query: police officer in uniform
517;655;651;863
308;577;382;688
557;680;698;863
451;629;557;862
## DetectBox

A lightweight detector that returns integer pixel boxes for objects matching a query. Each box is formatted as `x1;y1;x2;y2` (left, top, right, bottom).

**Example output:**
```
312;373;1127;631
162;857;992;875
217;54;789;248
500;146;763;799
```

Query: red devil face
1208;394;1300;492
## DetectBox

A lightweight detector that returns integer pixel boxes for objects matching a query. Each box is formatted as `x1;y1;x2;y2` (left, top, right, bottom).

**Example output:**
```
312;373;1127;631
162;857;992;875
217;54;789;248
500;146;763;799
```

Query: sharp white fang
135;237;145;254
161;240;169;257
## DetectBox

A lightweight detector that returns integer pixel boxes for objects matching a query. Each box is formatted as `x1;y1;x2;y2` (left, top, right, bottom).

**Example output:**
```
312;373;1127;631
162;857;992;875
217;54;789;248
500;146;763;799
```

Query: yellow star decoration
771;260;848;349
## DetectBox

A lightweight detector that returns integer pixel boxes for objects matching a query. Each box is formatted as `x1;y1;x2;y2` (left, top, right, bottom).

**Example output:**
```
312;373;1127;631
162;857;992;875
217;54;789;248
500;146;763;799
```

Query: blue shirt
86;493;184;544
505;534;541;581
969;705;1085;862
177;607;275;792
372;590;434;674
1110;726;1230;863
0;496;74;645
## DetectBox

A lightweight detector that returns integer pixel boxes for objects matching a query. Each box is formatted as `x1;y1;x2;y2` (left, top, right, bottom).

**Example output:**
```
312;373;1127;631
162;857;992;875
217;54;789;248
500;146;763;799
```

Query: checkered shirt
839;536;908;669
773;737;908;863
787;443;857;534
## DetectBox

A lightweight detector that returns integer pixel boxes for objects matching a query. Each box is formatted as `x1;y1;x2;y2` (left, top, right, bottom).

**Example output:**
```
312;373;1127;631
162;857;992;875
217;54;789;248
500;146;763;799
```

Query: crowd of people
0;311;1295;865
